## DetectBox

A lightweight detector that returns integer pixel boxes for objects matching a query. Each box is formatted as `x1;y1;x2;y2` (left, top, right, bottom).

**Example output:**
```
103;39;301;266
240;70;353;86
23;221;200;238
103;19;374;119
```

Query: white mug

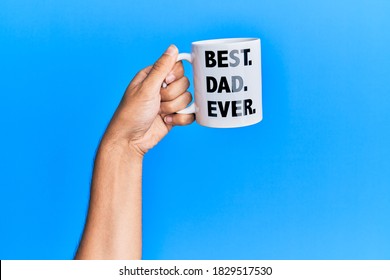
176;38;262;128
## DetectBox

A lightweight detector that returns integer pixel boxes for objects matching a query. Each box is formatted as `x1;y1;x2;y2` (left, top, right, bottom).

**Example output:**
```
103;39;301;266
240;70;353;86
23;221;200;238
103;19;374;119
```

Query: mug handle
175;53;196;114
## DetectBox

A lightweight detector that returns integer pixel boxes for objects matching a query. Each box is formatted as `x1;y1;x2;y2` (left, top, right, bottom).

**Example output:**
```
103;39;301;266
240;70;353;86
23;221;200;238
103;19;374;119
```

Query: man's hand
75;45;194;260
102;45;194;157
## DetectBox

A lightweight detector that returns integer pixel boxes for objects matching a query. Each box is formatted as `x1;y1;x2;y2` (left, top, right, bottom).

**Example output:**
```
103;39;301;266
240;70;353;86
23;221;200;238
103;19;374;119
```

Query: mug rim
192;37;260;45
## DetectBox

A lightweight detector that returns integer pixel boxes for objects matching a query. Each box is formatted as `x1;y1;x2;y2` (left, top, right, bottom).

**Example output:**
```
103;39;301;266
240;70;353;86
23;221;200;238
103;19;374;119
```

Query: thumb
144;45;178;88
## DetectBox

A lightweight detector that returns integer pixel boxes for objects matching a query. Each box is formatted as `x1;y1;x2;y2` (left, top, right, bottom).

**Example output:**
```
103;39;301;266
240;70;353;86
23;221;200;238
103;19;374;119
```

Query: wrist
98;136;144;164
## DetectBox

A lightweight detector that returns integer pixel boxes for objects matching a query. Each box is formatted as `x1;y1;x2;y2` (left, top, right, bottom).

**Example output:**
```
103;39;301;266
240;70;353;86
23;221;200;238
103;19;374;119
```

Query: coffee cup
174;38;262;128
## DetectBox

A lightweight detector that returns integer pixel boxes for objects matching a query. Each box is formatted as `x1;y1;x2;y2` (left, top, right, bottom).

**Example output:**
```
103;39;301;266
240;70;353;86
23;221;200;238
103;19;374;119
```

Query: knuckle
175;116;186;125
176;115;193;126
167;88;176;100
183;76;190;88
184;91;193;103
152;56;170;73
164;102;175;113
176;60;184;69
163;90;174;102
174;61;184;74
152;61;164;73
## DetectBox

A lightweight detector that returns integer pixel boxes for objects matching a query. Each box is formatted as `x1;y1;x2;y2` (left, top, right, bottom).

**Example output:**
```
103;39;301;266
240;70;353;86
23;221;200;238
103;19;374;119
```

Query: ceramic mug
175;38;262;128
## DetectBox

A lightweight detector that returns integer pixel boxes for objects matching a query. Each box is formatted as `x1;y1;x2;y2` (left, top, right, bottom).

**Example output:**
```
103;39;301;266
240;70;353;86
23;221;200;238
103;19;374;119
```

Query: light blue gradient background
1;0;389;259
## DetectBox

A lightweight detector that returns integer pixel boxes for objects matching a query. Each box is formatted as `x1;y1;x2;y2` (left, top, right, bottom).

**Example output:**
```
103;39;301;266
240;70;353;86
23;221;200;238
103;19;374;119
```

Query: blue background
1;0;390;260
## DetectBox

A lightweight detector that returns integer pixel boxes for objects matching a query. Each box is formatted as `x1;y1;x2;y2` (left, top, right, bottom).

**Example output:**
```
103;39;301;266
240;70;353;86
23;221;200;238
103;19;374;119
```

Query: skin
75;45;194;259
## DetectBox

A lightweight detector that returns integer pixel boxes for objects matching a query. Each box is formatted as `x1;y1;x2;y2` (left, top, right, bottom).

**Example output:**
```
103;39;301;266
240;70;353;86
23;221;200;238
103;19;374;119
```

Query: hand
102;45;194;156
76;45;192;259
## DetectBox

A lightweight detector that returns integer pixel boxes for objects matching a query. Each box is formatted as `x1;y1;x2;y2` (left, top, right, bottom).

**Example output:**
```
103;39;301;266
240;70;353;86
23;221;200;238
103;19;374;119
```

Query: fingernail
165;73;175;84
164;116;173;124
165;44;177;57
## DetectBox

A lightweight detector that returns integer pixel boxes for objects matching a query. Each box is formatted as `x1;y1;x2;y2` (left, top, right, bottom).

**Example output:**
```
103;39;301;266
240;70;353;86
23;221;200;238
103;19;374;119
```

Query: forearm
75;141;143;260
